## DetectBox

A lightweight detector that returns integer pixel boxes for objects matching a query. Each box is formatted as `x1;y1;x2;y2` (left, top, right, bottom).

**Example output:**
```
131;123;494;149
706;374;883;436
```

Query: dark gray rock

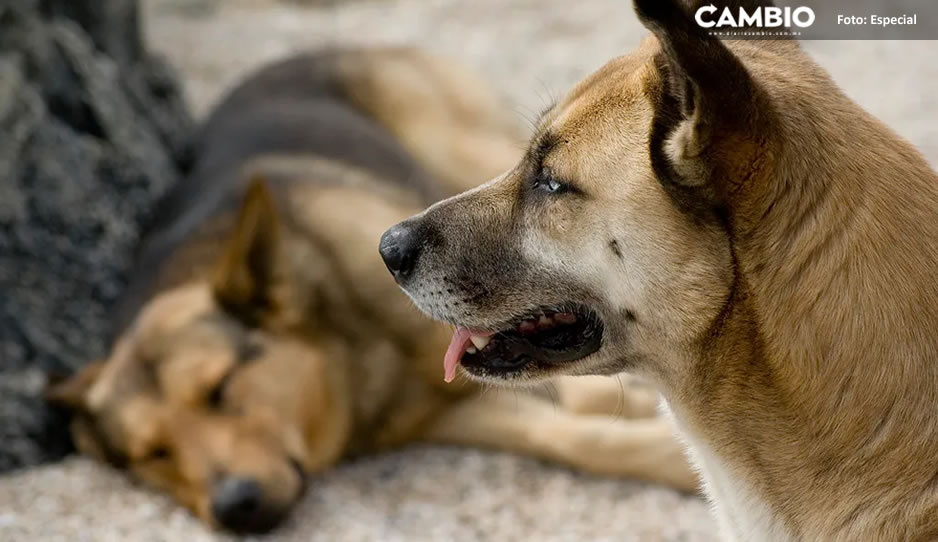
39;0;143;67
0;0;193;472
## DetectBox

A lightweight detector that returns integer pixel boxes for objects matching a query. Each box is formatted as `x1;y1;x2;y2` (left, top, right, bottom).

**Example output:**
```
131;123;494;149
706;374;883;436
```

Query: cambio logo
695;4;816;29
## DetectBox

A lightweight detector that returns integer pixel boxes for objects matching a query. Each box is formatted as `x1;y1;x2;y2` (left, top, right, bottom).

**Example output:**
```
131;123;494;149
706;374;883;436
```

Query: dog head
381;0;795;385
48;181;349;533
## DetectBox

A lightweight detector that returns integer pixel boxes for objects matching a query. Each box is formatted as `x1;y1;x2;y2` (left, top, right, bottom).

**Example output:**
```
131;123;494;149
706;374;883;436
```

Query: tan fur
48;47;697;533
384;4;938;539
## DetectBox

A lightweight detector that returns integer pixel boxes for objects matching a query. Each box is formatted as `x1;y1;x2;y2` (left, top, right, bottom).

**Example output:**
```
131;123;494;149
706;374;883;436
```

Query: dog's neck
728;104;938;411
667;95;938;538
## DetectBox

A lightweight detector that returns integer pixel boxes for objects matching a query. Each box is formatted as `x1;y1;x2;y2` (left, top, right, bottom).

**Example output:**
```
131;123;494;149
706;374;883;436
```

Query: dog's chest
663;406;793;542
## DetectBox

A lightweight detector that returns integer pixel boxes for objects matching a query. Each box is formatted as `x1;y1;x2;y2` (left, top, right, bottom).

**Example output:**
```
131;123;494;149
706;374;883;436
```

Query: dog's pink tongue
444;328;473;383
443;328;493;383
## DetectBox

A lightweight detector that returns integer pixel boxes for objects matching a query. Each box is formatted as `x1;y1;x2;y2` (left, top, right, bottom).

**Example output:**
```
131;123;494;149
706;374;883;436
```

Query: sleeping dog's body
382;2;938;540
48;47;697;533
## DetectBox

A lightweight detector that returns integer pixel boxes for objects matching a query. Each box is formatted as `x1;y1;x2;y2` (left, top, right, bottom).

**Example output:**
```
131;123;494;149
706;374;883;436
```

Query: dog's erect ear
46;360;105;410
635;0;774;213
213;177;294;327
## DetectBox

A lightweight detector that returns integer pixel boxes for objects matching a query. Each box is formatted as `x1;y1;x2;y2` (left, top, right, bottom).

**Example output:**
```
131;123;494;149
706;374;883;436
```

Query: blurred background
0;0;935;540
145;0;938;158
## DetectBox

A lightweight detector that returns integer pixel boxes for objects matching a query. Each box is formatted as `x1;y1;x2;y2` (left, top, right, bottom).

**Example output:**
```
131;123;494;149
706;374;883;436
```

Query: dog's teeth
466;346;478;354
469;335;491;350
519;320;537;334
555;312;577;324
537;315;554;328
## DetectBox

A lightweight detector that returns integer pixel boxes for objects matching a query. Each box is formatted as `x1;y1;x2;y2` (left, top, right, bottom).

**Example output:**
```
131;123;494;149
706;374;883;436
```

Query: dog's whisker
614;374;628;422
542;382;560;414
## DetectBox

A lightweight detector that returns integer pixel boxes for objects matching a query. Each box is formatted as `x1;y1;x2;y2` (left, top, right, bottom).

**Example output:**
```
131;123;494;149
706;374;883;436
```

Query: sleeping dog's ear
45;360;105;410
46;361;125;466
213;177;297;328
44;360;126;468
635;0;776;216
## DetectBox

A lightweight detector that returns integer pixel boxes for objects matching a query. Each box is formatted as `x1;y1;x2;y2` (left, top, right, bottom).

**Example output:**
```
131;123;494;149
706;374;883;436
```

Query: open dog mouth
443;305;604;381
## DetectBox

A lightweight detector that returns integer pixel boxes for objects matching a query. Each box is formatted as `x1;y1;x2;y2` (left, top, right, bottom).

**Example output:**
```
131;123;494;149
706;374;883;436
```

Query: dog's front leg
422;391;700;493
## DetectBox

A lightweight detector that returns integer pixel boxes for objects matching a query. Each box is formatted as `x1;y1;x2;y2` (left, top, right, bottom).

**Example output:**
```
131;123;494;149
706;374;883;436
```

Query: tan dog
380;2;938;540
47;47;697;534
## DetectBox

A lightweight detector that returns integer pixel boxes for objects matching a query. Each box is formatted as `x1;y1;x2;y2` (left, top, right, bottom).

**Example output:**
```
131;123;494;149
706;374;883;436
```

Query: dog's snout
211;476;285;534
379;221;422;280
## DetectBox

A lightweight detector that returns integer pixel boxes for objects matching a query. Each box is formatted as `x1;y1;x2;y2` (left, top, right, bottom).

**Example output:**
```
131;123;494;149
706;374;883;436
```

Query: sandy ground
2;0;936;540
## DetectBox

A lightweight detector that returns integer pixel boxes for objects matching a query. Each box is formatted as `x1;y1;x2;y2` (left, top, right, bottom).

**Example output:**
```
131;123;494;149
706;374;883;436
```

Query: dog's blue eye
533;170;564;194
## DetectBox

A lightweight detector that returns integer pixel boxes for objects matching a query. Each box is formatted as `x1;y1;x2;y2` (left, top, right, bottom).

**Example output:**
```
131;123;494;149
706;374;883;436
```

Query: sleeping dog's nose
211;476;284;534
379;221;422;281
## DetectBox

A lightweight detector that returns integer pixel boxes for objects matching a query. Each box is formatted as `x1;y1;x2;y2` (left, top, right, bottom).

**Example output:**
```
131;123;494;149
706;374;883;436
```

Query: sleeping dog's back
117;47;520;333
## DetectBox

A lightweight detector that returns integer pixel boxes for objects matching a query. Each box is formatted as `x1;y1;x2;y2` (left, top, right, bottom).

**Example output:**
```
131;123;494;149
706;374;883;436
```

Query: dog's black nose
211;477;284;534
379;222;421;280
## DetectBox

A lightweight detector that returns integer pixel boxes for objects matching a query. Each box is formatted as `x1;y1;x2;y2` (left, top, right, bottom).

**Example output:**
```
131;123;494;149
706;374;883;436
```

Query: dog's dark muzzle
211;475;295;534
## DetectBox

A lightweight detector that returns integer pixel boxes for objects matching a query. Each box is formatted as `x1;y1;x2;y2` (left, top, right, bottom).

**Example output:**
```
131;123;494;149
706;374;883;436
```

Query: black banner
693;0;935;40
